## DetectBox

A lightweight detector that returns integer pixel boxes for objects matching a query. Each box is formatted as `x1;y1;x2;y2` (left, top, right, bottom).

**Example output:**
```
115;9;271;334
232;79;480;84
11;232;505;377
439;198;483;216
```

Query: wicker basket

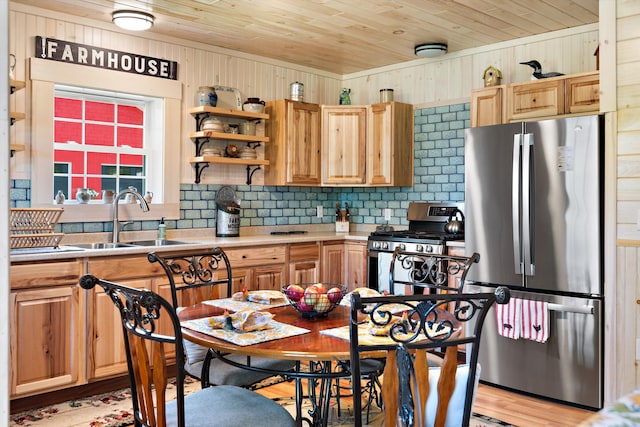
10;208;65;249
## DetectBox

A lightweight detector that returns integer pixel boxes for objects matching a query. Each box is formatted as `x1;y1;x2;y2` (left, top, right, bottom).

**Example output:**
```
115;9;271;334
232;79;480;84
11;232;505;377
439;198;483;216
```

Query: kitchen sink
127;239;191;246
71;242;138;250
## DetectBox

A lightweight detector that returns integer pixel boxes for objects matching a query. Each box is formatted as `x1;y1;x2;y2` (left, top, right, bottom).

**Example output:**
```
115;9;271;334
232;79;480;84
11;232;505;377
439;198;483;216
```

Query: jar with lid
195;86;218;107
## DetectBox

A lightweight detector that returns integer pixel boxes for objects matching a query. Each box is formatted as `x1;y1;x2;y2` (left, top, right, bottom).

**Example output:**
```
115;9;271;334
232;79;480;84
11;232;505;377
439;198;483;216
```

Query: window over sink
29;58;181;223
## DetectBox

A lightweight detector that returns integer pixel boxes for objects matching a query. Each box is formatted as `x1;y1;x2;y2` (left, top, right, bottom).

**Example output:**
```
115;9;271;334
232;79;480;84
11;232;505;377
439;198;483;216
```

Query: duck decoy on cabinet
520;60;564;79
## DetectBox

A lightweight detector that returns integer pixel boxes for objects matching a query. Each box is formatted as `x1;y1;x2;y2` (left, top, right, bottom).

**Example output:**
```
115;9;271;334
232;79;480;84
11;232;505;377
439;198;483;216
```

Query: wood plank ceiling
12;0;599;74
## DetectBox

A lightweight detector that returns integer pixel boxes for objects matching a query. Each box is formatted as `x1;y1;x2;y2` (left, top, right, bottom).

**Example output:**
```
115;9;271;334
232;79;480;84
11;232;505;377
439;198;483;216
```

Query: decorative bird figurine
520;60;564;80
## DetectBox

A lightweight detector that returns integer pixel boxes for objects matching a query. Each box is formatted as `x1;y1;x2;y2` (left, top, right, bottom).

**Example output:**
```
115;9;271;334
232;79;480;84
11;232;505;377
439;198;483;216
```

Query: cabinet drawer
11;260;82;290
88;255;165;281
289;242;320;262
225;245;286;267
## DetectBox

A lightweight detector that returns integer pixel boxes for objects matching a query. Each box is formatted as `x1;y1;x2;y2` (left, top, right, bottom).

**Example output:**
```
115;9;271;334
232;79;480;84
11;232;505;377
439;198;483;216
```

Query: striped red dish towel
521;299;550;343
495;297;521;339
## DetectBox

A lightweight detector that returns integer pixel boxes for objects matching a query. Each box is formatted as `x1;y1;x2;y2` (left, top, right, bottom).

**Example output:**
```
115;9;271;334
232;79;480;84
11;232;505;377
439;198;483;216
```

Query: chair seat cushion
423;364;481;427
166;384;295;427
185;353;296;387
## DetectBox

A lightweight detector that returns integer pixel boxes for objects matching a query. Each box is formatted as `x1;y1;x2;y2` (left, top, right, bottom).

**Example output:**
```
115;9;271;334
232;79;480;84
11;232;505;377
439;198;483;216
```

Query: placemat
320;322;451;346
181;318;309;346
204;297;290;311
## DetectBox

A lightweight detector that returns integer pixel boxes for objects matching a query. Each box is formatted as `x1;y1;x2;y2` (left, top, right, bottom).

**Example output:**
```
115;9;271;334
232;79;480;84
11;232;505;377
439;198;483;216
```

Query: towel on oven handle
496;297;521;339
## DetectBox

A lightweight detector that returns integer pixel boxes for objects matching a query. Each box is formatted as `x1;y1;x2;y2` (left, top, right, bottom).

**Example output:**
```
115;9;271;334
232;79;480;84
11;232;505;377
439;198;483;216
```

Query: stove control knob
398;243;406;251
382;242;389;250
425;245;434;253
373;241;380;250
415;244;424;252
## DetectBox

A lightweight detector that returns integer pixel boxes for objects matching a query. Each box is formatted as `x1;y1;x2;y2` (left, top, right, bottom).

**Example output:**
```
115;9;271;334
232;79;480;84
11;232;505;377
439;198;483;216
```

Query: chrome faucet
112;187;150;243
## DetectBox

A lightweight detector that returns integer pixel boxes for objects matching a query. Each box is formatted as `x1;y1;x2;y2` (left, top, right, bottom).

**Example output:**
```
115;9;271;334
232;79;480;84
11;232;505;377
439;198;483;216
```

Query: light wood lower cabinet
321;241;345;285
344;241;368;290
289;242;320;284
10;286;83;397
10;260;83;398
88;278;151;380
225;245;287;292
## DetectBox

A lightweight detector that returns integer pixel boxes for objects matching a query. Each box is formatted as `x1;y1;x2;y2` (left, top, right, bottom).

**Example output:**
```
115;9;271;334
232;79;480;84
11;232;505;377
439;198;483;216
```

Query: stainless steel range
367;202;464;293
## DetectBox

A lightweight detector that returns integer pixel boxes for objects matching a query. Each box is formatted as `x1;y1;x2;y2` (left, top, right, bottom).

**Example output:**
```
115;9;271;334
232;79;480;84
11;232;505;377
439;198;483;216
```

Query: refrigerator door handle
522;133;534;276
512;134;523;274
547;303;594;315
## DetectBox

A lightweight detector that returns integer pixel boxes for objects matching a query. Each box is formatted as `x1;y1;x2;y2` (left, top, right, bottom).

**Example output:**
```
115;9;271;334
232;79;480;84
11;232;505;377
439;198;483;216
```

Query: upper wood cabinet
507;78;564;121
470;71;599;127
367;102;414;186
564;72;600;114
264;99;321;186
321;102;414;187
470;85;505;127
321;105;368;185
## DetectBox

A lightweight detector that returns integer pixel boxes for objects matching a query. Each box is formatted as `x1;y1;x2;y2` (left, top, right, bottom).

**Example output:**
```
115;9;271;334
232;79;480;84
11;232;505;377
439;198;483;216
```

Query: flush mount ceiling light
414;42;448;58
112;10;155;31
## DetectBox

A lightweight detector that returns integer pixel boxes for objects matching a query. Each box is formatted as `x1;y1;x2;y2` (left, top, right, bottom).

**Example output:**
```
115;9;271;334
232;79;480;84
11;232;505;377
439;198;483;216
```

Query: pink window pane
86;101;115;122
54;121;82;144
55;150;85;173
85;123;114;146
118;105;143;125
55;97;82;119
87;152;117;175
117;126;143;148
121;154;144;167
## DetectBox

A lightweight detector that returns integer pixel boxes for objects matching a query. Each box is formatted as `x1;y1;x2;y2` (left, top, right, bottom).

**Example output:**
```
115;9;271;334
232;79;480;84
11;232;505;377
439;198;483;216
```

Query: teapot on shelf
444;209;465;234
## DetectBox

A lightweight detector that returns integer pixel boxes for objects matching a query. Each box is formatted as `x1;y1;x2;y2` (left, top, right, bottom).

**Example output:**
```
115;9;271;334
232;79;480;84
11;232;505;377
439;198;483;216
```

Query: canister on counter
290;81;304;101
380;88;394;103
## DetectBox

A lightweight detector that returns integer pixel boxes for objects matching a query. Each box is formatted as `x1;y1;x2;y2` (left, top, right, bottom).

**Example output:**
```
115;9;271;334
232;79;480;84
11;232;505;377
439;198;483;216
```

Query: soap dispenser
158;217;166;240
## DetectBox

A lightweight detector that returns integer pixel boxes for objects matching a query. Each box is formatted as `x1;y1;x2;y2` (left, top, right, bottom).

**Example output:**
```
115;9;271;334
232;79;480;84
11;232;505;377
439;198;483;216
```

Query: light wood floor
256;379;595;426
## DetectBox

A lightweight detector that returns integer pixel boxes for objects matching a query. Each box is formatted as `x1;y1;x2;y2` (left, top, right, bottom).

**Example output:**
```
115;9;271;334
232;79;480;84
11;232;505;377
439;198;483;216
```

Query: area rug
10;378;516;427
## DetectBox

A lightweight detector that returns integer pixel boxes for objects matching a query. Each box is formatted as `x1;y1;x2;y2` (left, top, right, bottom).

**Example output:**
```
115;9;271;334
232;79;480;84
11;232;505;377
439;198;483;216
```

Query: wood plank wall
613;0;640;400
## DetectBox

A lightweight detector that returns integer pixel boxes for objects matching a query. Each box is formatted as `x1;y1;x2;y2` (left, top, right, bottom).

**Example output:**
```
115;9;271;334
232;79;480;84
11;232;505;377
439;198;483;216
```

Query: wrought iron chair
147;248;296;389
349;286;510;427
389;247;481;295
79;274;295;427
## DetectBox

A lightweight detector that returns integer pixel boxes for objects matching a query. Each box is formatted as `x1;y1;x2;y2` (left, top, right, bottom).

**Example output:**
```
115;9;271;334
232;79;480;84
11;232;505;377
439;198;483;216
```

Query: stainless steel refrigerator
464;114;603;409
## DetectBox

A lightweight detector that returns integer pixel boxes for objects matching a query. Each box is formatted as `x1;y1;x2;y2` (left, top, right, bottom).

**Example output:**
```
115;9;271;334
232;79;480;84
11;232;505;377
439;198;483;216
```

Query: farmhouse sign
35;36;178;80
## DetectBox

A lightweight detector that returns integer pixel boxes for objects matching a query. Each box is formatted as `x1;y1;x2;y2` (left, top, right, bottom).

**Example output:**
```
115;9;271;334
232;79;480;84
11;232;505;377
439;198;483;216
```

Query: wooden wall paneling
616;246;640;396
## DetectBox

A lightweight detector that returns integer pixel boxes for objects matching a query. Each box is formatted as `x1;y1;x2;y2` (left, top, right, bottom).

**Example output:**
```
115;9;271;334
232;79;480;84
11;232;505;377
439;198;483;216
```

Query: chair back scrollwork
148;247;233;307
389;248;480;294
349;286;510;427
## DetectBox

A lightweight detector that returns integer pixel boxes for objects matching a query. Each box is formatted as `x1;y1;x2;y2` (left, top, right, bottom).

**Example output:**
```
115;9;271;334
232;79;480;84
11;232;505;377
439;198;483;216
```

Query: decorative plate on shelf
213;85;242;110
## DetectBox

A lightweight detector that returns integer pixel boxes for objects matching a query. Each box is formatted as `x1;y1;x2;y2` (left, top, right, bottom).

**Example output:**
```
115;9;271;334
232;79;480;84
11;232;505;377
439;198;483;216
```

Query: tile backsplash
11;103;468;234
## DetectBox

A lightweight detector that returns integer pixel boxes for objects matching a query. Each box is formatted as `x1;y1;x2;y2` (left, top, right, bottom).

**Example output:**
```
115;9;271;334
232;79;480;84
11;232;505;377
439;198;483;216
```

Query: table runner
182;317;310;346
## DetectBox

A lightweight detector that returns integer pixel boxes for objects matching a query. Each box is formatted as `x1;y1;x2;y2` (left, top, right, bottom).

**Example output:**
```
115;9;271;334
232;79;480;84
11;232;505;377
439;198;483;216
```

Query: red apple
303;286;320;306
285;284;305;301
327;287;343;303
296;299;314;312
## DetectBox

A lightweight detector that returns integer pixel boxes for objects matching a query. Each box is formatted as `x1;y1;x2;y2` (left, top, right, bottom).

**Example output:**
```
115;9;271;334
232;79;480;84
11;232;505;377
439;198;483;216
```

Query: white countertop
10;230;371;263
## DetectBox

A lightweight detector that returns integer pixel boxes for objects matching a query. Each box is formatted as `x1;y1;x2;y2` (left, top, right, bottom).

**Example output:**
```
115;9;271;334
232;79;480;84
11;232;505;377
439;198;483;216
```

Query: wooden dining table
179;299;459;427
179;302;371;427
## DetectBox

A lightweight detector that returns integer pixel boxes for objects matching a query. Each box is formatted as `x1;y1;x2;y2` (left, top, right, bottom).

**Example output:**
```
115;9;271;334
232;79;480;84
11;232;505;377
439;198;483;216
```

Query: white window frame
30;58;181;223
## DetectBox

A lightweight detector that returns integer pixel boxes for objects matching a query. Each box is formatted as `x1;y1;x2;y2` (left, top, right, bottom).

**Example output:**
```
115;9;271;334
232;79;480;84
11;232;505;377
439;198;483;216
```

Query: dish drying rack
10;208;65;249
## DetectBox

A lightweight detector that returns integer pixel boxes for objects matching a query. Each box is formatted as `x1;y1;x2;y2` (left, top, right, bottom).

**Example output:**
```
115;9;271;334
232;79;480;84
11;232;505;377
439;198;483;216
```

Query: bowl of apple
283;283;347;318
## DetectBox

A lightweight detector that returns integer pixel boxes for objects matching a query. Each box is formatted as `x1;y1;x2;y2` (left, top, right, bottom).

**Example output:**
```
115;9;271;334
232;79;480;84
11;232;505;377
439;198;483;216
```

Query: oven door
368;248;416;295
